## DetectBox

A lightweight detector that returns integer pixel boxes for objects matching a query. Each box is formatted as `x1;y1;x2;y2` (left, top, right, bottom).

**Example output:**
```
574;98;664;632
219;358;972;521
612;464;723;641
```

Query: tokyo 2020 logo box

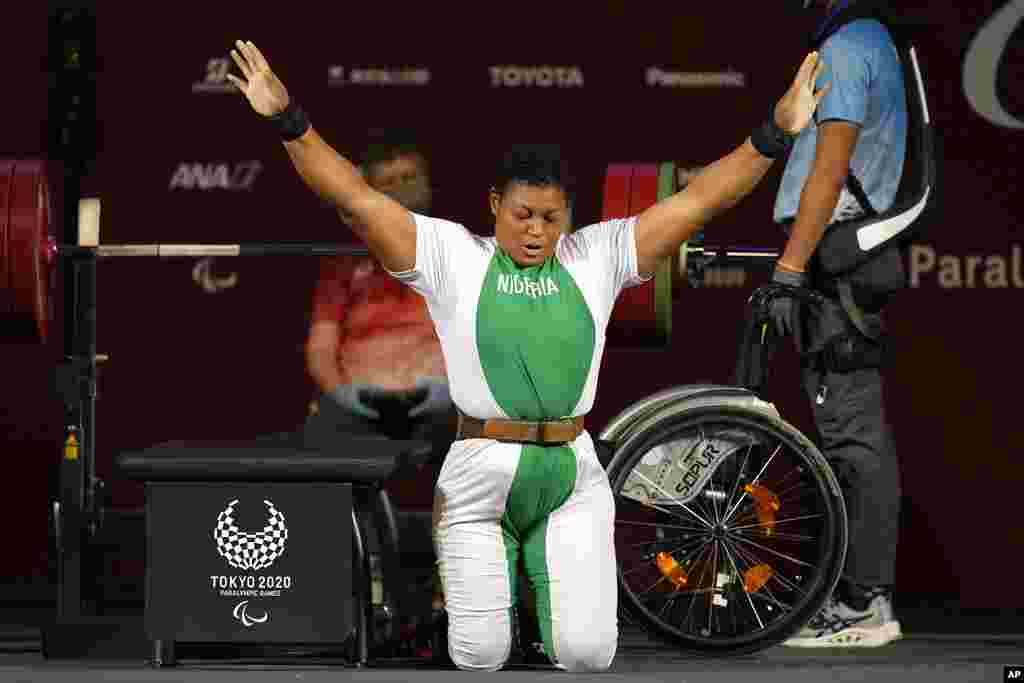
144;482;353;643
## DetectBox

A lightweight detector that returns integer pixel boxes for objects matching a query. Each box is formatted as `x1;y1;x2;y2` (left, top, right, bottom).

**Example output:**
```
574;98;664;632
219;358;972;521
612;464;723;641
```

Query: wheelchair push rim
609;406;847;655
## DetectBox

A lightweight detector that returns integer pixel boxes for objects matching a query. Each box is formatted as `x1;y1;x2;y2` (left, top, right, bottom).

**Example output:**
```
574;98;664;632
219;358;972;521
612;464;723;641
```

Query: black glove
327;383;381;420
407;377;452;419
766;266;807;338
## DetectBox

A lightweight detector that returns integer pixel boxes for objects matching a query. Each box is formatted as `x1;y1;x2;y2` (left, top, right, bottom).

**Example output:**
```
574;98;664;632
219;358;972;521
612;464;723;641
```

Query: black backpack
809;5;940;336
817;33;938;276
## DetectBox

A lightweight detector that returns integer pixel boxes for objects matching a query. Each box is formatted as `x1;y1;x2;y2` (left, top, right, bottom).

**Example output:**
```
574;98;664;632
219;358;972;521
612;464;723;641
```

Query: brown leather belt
456;411;585;445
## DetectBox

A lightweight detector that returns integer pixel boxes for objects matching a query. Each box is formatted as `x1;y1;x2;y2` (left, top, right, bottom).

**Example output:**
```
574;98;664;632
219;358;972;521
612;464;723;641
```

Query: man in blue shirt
769;0;906;647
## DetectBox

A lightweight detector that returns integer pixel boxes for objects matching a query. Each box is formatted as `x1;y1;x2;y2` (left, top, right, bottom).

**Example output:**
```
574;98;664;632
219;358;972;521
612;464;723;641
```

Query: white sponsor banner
192;57;235;94
645;67;746;88
169;161;263;191
489;66;585;88
328;66;431;87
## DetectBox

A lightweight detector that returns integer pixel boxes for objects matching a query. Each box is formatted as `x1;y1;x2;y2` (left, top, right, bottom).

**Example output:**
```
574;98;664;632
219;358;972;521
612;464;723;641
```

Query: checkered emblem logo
214;499;289;571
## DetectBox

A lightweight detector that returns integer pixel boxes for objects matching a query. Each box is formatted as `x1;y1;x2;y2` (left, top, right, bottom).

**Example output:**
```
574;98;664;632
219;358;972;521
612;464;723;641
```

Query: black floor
1;635;1020;683
2;606;1022;683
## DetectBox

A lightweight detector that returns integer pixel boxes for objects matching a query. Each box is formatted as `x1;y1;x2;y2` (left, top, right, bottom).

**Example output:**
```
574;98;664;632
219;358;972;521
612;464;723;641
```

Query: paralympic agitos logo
963;0;1024;130
209;499;294;629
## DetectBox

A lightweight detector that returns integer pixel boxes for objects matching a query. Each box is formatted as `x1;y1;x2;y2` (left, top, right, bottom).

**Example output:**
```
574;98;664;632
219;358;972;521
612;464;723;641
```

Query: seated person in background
302;135;454;653
305;135;453;448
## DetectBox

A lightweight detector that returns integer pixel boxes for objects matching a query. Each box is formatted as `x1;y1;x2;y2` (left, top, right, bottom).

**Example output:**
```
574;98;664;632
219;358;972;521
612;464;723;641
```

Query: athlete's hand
773;51;830;135
226;40;291;117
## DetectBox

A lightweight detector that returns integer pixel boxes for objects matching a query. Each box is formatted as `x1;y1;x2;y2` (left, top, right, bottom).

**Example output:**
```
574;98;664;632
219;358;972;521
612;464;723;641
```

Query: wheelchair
594;284;848;657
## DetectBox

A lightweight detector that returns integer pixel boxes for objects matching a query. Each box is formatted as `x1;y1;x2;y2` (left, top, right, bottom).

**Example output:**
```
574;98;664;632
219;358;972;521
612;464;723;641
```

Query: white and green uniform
389;213;650;672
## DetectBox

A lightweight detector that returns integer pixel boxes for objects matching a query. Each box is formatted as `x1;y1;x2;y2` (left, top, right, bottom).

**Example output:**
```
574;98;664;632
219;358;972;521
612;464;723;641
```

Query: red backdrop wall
3;1;1023;607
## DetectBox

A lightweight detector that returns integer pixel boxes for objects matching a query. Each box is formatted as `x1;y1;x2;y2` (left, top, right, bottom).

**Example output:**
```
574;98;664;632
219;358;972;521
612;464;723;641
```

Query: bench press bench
115;436;433;667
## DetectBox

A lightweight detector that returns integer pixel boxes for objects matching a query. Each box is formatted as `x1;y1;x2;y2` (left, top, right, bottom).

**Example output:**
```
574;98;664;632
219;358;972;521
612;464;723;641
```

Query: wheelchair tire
607;401;847;656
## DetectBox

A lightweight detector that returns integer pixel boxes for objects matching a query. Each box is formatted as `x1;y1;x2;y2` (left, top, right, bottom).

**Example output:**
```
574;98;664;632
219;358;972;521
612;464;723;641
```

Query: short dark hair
361;130;429;174
493;144;573;200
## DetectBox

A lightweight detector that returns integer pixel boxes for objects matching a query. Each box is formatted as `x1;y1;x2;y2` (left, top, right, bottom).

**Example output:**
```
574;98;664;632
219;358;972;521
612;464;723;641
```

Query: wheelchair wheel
607;401;847;656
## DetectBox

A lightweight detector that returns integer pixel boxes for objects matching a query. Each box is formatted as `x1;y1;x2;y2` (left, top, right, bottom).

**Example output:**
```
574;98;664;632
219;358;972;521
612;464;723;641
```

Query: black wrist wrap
268;101;311;141
751;107;796;158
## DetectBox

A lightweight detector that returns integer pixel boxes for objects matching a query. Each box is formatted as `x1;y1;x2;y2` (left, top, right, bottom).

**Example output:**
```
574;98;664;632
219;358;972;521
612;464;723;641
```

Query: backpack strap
844;170;877;218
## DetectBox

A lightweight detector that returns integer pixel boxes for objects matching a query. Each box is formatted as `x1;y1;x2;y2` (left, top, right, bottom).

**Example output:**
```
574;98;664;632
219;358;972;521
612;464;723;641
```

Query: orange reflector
743;563;773;593
655;551;688;588
744;483;780;536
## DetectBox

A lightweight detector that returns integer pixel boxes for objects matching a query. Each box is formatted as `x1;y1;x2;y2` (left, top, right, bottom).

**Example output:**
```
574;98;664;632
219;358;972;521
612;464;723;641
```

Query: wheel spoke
639;574;672;597
730;533;819;570
775;486;824;508
706;541;720;635
699;428;722;526
749;564;789;617
723;442;782;525
764;569;809;598
623;467;714;529
724;485;822;533
654;581;689;621
771;463;807;492
774;477;810;502
720;538;766;630
734;529;817;543
625;497;712;529
616;518;708;534
758;586;785;615
620;535;711;577
620;535;703;551
679;542;714;633
723;440;755;529
729;512;825;533
733;540;811;598
745;586;796;612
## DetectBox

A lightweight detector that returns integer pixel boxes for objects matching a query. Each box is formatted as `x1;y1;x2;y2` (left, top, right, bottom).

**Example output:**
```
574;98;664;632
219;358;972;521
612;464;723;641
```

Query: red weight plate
37;163;55;343
627;163;660;216
607;164;671;348
601;163;632;221
6;160;52;343
0;160;14;318
611;164;658;325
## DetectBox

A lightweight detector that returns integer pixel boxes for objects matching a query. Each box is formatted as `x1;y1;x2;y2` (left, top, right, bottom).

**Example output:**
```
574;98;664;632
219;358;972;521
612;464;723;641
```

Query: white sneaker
783;589;902;648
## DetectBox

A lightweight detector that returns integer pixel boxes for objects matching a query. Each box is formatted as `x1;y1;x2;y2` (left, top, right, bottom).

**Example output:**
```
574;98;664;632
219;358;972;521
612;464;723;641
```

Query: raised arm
633;52;829;277
228;40;415;272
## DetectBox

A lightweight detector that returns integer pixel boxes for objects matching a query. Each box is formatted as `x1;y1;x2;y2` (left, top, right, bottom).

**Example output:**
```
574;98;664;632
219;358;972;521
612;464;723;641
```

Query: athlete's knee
556;632;617;672
450;645;510;672
448;624;511;672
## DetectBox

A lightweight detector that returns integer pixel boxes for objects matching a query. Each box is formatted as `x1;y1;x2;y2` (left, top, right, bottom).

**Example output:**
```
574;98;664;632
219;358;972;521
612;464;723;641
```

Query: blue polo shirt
774;17;907;225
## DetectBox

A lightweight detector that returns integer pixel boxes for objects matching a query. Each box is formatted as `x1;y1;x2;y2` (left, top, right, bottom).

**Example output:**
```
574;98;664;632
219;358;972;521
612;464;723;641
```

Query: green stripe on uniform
476;249;596;421
501;444;577;662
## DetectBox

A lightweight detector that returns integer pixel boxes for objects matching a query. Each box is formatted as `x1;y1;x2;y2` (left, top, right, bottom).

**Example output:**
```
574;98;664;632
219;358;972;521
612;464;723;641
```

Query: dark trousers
798;295;901;589
305;391;454;457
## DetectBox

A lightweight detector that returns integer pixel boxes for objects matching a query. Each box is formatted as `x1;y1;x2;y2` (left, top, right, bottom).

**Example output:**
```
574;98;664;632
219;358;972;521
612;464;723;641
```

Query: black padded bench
115;436;433;667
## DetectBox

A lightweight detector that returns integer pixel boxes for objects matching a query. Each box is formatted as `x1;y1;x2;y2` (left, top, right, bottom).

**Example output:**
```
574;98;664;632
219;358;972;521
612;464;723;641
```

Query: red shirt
311;255;446;391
